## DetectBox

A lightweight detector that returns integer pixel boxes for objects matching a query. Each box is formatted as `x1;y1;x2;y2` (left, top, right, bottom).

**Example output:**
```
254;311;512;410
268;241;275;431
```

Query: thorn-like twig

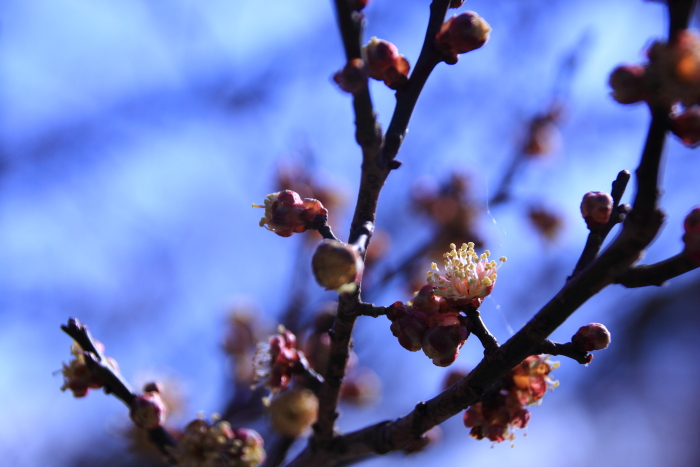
537;340;592;365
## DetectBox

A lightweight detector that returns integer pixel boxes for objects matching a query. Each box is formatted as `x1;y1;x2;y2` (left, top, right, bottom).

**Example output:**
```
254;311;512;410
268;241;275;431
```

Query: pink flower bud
435;12;491;64
269;388;319;438
683;207;700;265
333;58;368;94
311;239;363;290
253;190;327;237
362;37;411;89
671;107;700;147
580;191;613;229
609;65;648;104
572;323;611;352
253;329;301;393
130;391;167;429
449;0;465;8
421;322;469;367
340;367;381;405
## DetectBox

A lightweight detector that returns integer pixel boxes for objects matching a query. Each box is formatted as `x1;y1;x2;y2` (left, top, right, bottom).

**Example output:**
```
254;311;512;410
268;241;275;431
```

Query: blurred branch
357;303;387;317
60;318;177;457
615;253;699;288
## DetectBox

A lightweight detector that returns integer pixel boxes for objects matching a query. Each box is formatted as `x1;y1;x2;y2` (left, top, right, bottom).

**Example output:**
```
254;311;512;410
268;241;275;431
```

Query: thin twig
571;170;631;277
463;308;499;354
537;340;592;365
357;303;387;318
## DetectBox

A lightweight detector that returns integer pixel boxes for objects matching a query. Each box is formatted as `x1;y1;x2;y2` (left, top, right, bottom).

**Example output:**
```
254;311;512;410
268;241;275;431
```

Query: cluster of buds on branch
464;355;559;443
609;29;700;146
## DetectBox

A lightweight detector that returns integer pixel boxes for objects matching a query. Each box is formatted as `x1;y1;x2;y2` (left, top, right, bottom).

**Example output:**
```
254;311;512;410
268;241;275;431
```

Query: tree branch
381;0;451;165
615;252;699;287
463;308;499;354
61;318;177;457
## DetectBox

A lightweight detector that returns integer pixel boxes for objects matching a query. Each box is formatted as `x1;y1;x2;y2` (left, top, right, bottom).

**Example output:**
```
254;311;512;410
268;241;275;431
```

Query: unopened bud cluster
464;355;559;442
387;284;470;367
580;191;613;230
253;190;327;237
253;329;302;393
60;341;118;398
363;37;411;89
168;415;265;467
609;30;700;147
683;207;700;265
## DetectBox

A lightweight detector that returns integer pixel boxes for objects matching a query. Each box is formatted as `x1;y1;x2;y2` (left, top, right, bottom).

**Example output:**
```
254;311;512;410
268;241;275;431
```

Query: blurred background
1;0;699;466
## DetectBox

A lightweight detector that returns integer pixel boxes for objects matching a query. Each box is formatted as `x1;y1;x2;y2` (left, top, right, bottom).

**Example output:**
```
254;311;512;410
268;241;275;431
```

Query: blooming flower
427;242;505;306
252;190;327;237
252;329;302;394
60;341;118;398
464;355;558;443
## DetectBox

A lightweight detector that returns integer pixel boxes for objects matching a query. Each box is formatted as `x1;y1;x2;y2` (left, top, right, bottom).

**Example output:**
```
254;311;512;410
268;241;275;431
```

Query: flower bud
333;59;368;94
671;106;700;147
449;0;465;8
609;65;648;104
580;191;613;229
253;190;327;237
311;239;363;290
435;12;491;63
362;37;410;89
683;207;700;264
421;322;469;367
572;323;611;351
442;368;469;390
269;388;319;438
130;391;168;429
387;302;429;352
340;367;381;405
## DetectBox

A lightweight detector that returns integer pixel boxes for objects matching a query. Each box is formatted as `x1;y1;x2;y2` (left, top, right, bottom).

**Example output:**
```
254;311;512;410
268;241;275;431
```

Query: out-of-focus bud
528;206;564;241
59;342;118;398
253;329;302;393
683;207;700;264
435;12;491;64
609;64;648;104
333;59;369;94
130;390;168;429
449;0;466;8
571;323;611;352
671;106;700;147
362;37;411;89
169;416;265;467
442;367;469;390
253;190;327;237
421;322;469;367
402;425;443;454
312;239;363;291
646;30;700;107
340;367;382;405
268;388;319;438
580;191;613;230
523;110;561;157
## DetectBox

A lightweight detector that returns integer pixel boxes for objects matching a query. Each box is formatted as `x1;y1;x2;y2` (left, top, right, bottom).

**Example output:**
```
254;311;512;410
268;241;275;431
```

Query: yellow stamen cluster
252;193;280;229
427;242;506;301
